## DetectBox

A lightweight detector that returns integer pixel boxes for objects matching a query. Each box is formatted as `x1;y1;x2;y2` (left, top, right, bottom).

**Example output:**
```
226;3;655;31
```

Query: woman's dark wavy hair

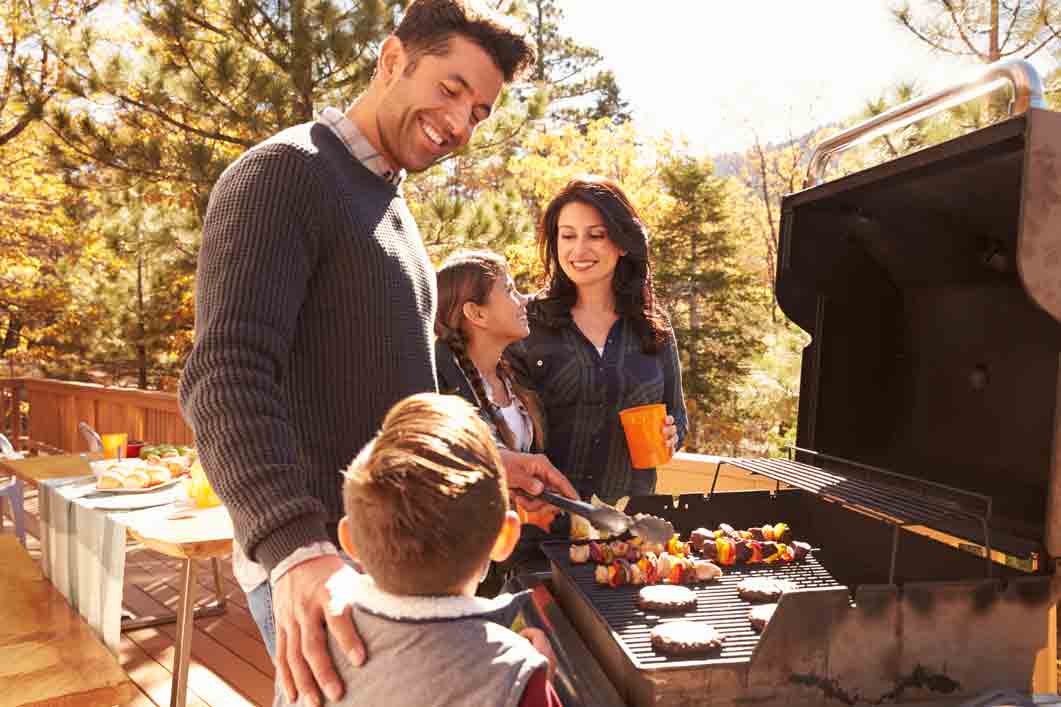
536;176;670;354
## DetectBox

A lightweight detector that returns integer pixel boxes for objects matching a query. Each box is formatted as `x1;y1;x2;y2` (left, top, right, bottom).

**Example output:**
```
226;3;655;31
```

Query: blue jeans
246;580;277;658
245;552;356;659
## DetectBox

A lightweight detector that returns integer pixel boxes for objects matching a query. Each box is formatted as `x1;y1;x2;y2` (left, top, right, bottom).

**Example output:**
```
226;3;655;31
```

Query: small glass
100;432;128;460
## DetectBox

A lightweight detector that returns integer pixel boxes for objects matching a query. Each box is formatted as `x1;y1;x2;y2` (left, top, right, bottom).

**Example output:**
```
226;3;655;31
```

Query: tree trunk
990;0;1000;62
752;139;779;322
1;314;20;355
290;0;315;121
534;0;546;82
688;230;699;386
136;249;148;389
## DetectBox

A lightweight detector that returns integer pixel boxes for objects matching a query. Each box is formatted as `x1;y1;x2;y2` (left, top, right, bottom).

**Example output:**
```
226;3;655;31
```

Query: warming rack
713;447;1040;579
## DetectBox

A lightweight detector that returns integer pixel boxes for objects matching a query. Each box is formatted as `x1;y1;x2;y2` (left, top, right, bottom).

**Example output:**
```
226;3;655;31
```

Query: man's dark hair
396;0;536;82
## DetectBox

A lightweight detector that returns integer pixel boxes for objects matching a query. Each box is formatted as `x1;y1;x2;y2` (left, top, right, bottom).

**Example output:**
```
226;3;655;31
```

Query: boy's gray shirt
273;573;548;707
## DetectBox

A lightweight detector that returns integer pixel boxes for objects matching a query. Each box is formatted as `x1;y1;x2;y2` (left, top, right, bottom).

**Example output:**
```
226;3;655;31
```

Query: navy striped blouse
507;305;688;504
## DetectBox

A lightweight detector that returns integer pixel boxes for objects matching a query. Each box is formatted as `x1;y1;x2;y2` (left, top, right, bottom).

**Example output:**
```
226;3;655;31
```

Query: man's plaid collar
318;106;405;186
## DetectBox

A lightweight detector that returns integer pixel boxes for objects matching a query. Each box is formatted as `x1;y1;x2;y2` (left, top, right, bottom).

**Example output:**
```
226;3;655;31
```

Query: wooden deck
4;486;275;707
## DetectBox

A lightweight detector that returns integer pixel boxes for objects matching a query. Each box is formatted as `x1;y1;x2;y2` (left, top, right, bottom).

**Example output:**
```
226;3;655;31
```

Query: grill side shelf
717;451;1041;575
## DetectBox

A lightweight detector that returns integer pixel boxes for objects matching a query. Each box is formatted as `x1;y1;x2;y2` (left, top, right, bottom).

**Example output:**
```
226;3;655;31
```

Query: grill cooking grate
541;541;846;669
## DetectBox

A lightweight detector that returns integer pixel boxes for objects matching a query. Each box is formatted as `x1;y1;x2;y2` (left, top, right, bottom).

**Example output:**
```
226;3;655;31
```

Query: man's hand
274;555;365;707
499;449;579;511
520;627;557;683
663;414;679;452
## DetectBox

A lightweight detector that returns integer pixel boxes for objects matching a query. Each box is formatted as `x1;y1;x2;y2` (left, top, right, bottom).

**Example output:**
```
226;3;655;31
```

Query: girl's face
555;201;626;290
475;271;530;342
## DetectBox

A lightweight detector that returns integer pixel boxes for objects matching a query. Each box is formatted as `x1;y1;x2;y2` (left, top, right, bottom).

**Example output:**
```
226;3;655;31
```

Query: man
178;2;576;706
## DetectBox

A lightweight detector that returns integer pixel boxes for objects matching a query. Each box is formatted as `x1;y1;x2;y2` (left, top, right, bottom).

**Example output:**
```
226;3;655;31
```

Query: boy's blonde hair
343;393;509;595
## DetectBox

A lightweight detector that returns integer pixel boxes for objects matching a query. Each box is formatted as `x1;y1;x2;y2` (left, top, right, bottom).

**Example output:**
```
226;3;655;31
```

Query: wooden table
0;453;94;486
1;454;236;707
0;535;138;707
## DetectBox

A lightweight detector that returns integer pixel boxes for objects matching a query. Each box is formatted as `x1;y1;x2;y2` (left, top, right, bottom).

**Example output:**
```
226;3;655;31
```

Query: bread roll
97;471;124;490
146;466;171;486
122;469;150;489
163;458;190;476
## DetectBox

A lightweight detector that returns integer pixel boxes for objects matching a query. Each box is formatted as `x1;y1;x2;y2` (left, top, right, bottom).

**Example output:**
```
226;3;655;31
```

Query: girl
435;250;543;456
434;250;576;570
509;176;688;504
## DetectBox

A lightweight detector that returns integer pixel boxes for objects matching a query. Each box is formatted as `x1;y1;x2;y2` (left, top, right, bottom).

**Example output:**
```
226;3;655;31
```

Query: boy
274;393;561;706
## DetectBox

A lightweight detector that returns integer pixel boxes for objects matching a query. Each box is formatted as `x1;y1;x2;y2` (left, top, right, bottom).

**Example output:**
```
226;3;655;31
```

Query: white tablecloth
38;476;182;652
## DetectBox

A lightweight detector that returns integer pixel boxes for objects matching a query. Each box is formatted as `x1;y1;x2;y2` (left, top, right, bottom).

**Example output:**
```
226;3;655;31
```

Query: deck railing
0;377;193;453
0;376;765;492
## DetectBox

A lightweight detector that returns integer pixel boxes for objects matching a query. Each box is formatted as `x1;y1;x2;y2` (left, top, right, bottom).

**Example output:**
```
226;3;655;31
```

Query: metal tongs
537;489;675;545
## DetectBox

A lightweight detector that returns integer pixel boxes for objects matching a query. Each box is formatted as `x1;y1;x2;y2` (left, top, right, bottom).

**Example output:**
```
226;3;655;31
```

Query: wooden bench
0;535;137;707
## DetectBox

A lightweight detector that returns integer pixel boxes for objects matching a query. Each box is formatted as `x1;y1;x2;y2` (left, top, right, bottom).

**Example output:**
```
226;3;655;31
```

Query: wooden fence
0;378;193;453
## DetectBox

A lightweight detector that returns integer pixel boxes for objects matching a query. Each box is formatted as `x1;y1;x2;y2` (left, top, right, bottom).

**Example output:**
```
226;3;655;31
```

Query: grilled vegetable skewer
691;524;812;566
592;551;723;587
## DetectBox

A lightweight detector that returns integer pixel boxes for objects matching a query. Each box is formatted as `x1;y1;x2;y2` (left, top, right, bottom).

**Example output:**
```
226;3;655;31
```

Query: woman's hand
662;414;678;452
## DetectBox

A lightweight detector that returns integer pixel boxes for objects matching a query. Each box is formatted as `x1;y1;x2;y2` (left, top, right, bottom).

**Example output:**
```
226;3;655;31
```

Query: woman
434;250;571;580
508;176;688;504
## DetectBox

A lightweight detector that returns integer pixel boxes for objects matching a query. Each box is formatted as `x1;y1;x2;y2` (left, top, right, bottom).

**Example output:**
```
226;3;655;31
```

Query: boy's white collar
327;567;521;622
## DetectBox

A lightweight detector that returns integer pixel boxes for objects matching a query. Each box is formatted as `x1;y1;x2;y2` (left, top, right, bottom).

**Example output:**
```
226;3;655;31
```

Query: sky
556;0;1055;155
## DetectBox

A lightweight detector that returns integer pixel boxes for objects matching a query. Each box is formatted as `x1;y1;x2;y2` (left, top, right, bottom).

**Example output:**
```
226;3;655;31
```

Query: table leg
123;557;227;631
211;557;227;610
170;558;198;707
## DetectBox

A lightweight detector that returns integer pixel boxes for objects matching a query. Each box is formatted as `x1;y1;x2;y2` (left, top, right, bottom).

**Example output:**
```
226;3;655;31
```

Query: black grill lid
777;111;1061;549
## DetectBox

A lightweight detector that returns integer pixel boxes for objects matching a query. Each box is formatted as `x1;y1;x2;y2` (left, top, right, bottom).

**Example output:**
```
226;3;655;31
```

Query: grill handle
805;57;1046;188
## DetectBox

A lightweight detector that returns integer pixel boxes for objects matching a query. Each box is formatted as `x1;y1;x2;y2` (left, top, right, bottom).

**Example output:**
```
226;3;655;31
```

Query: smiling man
178;3;575;707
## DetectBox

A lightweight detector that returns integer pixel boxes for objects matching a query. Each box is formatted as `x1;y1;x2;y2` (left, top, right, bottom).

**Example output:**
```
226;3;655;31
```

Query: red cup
126;440;144;459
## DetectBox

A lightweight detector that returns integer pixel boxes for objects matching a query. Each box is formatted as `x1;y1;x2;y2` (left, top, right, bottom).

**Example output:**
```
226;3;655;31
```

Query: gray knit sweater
179;122;437;571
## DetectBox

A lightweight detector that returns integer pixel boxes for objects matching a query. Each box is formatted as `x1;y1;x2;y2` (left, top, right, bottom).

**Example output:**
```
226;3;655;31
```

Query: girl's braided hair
435;250;519;450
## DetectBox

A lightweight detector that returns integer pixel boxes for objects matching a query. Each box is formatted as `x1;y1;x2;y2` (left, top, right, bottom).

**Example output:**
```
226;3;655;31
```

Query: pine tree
893;0;1060;63
0;0;98;370
892;0;1061;119
45;0;401;214
512;0;630;125
653;153;765;451
0;0;95;147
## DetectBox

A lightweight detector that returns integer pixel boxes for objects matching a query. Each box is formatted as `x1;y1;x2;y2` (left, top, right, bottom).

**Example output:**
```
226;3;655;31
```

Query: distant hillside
709;121;842;178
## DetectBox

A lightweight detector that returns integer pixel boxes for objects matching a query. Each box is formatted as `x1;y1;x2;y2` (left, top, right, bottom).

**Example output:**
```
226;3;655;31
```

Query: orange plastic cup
101;432;128;460
619;403;672;469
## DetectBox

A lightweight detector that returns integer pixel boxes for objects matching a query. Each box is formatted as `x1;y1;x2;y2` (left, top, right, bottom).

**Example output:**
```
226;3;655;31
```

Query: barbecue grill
527;59;1061;706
